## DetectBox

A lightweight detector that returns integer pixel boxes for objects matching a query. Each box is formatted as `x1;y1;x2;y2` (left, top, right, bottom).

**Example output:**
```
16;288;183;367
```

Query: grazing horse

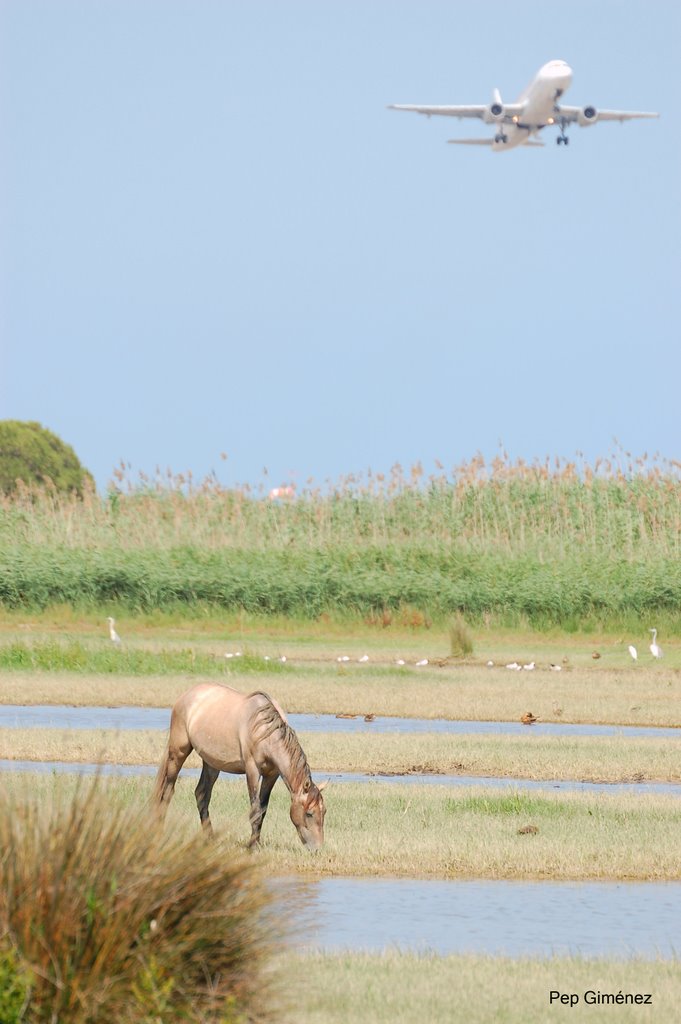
154;683;326;850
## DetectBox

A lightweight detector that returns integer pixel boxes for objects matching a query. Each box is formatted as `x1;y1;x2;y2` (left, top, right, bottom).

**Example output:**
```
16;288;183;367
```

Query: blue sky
1;0;678;492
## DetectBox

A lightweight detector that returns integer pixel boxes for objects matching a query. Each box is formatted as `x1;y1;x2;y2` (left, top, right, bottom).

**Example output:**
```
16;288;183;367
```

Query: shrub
0;420;94;496
449;614;474;658
0;777;286;1023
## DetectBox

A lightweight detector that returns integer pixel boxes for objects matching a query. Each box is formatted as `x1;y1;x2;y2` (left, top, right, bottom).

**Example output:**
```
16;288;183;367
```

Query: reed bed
1;453;681;625
3;451;681;557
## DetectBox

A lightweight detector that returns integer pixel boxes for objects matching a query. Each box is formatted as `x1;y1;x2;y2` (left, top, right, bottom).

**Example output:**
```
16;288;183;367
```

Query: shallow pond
0;705;677;739
298;878;681;958
1;759;680;796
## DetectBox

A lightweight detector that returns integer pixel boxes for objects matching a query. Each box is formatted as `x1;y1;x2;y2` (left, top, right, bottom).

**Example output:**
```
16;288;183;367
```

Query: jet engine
483;89;505;123
577;106;598;126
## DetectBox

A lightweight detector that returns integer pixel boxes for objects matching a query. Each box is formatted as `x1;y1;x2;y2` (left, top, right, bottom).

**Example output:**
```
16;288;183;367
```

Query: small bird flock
105;620;667;667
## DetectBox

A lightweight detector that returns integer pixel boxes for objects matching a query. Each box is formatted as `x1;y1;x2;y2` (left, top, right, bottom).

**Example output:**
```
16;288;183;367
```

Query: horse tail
152;739;171;808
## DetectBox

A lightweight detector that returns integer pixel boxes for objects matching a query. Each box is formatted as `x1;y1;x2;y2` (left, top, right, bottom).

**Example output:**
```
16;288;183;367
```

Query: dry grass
1;727;679;785
287;951;681;1024
0;661;679;727
0;776;288;1023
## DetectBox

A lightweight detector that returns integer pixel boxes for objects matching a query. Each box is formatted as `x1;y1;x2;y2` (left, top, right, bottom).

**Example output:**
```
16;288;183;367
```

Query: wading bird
106;617;121;644
649;629;663;659
628;645;638;661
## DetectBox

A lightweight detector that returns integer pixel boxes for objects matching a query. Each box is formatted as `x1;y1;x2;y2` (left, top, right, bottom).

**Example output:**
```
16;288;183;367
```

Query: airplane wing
557;105;659;123
388;103;525;121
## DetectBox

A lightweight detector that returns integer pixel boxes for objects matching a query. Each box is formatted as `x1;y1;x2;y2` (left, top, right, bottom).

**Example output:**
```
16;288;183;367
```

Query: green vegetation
0;638;286;676
288;951;680;1024
0;420;93;496
0;777;285;1022
1;454;680;626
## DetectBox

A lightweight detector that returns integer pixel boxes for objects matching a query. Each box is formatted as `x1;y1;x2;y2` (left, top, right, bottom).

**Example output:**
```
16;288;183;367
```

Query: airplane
389;60;659;151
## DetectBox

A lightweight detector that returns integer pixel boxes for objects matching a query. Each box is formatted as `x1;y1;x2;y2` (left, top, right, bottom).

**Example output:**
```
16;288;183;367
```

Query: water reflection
0;705;677;739
300;878;681;958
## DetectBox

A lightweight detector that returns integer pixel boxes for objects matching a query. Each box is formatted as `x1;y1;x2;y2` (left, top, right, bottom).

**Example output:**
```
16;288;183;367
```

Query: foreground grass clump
0;778;285;1023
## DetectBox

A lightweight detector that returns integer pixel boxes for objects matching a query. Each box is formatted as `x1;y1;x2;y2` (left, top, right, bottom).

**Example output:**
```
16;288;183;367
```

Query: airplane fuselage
491;60;573;150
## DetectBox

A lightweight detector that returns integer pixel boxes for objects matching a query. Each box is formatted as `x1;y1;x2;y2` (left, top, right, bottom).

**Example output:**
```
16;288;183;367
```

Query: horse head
290;778;327;850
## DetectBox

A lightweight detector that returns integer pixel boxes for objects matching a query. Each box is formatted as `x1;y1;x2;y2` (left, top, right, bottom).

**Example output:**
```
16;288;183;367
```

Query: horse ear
317;780;329;792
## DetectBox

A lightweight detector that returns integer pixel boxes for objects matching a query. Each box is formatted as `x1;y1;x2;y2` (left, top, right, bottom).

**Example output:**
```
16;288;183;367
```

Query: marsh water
297;878;681;958
2;704;679;959
2;758;681;797
0;704;678;739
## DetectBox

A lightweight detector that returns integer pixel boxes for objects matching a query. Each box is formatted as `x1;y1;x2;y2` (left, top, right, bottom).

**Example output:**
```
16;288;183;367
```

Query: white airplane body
390;60;658;151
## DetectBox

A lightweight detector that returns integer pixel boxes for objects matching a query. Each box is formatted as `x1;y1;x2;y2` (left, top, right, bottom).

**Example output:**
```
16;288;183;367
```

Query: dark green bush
0;420;93;496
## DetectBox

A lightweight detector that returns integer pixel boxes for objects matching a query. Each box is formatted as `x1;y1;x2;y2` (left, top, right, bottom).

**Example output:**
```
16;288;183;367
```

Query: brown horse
154;683;326;850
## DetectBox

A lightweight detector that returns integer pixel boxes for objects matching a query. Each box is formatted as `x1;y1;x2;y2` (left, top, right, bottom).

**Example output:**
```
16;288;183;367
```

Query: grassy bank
286;951;680;1024
1;660;678;727
3;727;679;785
5;774;679;881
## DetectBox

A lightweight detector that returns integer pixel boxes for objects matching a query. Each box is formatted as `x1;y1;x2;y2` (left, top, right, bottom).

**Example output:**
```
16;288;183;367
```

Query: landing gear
556;117;569;146
494;131;508;144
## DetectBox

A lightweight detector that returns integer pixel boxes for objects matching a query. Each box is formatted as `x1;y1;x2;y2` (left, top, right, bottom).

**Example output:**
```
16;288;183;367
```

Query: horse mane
248;692;312;793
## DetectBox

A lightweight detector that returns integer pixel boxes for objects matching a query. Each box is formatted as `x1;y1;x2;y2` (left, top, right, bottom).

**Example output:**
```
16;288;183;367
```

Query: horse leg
194;761;220;834
247;768;277;849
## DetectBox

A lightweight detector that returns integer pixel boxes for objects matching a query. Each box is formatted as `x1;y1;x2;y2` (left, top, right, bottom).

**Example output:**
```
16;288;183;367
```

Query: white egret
106;617;121;644
649;629;663;659
415;658;429;667
628;645;638;661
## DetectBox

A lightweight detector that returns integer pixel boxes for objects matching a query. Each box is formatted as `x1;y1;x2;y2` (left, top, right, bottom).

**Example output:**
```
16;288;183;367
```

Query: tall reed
1;451;680;623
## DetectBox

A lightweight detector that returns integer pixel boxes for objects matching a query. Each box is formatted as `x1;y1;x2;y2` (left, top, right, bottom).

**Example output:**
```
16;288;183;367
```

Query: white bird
523;662;535;671
649;629;663;659
278;655;287;663
106;617;121;644
549;663;562;672
505;662;520;670
486;660;494;667
396;659;406;666
358;654;369;663
628;645;638;661
415;658;429;667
